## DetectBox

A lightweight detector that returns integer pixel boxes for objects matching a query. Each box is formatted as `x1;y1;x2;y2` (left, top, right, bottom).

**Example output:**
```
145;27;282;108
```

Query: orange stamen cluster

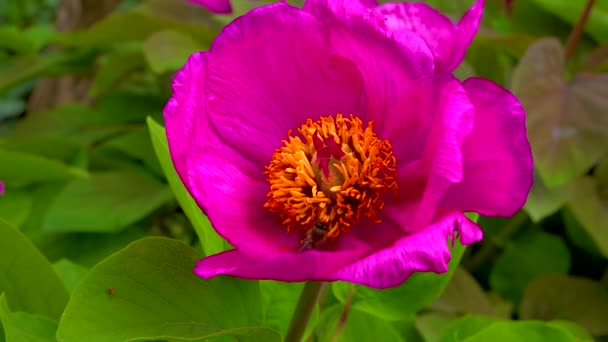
264;114;399;250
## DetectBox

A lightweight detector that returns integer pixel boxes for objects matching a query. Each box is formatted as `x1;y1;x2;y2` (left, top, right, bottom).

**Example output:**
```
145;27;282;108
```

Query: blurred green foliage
0;0;607;341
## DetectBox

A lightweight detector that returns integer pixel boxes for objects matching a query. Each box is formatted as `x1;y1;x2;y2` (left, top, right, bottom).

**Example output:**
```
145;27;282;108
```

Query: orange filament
264;114;399;250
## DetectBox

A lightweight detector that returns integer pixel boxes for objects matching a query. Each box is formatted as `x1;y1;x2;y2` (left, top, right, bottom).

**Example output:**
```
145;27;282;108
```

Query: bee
299;222;330;251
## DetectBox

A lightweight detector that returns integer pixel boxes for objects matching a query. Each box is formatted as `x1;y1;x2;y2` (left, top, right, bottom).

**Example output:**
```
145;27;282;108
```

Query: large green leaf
511;38;608;188
332;242;467;321
438;315;499;342
441;320;579;342
0;220;68;320
0;294;57;342
42;171;172;234
56;237;279;342
520;274;608;335
489;231;571;305
147;117;230;256
566;176;608;258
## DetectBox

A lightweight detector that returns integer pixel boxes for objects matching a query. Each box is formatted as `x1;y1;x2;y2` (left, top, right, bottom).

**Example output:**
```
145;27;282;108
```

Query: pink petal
188;0;232;14
382;74;474;234
195;244;372;282
206;3;364;167
164;51;258;203
186;146;289;255
331;213;482;289
441;78;533;217
303;0;434;119
0;181;4;196
374;0;484;73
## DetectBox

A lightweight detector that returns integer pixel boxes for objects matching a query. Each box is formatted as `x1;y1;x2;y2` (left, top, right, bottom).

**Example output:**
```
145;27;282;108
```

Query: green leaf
520;274;608;335
0;189;32;228
332;242;467;320
42;171;172;234
444;320;577;342
53;259;89;294
511;37;608;188
0;149;86;187
0;219;68;320
143;30;203;73
147;117;230;256
438;315;499;342
566;176;608;258
547;321;594;342
430;267;495;316
316;305;405;342
489;231;571;305
532;0;608;43
56;237;279;342
0;294;58;342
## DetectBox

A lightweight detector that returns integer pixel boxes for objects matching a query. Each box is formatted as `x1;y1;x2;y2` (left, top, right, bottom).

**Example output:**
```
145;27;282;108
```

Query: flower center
264;114;399;251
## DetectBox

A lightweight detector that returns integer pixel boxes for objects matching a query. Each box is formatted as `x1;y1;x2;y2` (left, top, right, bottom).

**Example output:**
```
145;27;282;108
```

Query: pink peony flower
0;181;4;196
188;0;232;14
164;0;532;288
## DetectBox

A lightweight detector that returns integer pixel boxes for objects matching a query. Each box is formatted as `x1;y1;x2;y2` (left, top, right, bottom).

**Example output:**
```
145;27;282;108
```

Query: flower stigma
264;114;399;251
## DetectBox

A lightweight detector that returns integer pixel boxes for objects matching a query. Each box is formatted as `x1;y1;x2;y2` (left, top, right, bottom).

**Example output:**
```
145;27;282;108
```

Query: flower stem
564;0;596;61
285;281;328;342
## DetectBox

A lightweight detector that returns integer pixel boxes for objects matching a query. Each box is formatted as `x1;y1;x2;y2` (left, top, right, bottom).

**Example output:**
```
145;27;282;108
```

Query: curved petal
373;0;484;73
195;244;372;282
303;0;434;119
331;213;482;289
382;74;474;234
164;51;261;208
206;3;364;168
188;0;232;14
441;78;533;217
186;146;290;255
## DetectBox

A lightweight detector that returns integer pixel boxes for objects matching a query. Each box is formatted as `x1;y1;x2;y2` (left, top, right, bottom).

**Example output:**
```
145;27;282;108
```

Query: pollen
264;114;399;251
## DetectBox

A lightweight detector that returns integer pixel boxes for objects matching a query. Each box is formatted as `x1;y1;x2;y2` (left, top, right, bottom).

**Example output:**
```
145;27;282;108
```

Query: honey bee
299;222;330;251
